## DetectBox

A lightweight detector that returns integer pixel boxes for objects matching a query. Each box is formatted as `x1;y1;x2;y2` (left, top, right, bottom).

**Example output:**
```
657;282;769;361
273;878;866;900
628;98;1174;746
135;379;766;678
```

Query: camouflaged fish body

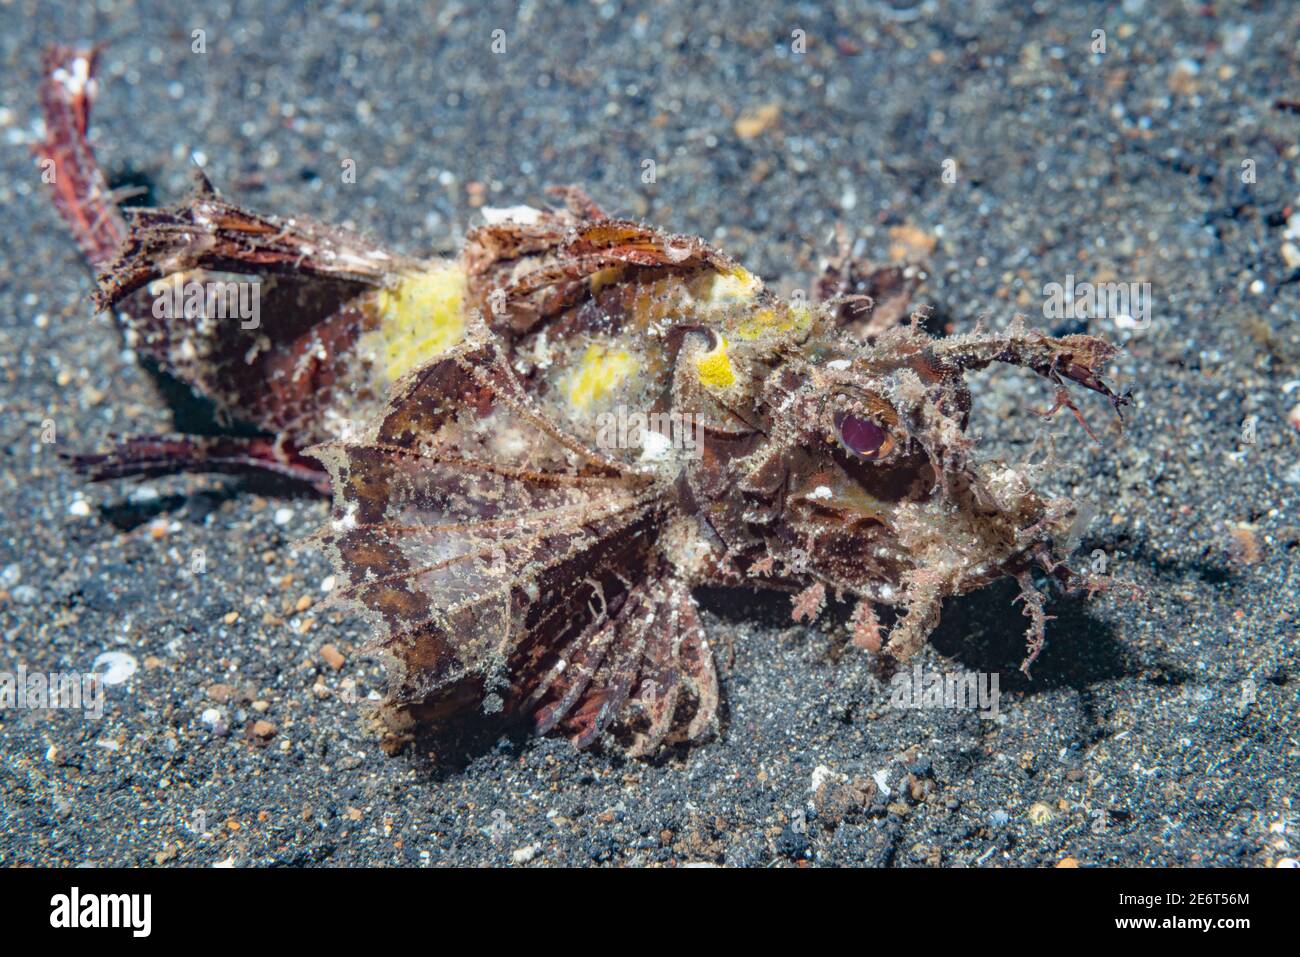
43;45;1127;755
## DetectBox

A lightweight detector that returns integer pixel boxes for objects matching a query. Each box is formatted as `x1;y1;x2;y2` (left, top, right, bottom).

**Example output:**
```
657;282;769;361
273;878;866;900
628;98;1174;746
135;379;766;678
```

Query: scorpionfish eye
834;411;893;461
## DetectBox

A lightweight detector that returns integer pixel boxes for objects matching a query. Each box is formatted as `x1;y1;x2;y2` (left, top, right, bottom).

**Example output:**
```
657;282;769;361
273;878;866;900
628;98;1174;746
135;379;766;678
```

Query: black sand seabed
0;0;1296;867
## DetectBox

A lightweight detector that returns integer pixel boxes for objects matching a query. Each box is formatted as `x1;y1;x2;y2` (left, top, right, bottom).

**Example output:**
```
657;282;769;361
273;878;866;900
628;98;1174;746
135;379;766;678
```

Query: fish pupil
837;413;887;459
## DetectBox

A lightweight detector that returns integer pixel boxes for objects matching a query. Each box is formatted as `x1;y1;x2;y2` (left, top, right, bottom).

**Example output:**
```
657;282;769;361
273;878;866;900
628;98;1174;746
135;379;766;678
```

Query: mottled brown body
42;46;1127;755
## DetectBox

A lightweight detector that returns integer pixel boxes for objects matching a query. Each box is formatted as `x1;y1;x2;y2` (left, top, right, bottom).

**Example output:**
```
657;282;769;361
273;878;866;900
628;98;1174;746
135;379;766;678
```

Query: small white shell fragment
809;764;842;793
129;485;160;504
872;768;891;797
638;430;672;462
511;843;541;864
91;651;138;685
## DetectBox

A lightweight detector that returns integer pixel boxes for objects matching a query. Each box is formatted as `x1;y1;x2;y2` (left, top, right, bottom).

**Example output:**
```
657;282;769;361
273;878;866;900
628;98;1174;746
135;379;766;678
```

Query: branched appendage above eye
922;319;1131;438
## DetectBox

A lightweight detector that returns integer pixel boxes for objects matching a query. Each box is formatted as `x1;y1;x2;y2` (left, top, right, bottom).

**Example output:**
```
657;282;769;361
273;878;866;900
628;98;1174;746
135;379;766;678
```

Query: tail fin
35;45;127;268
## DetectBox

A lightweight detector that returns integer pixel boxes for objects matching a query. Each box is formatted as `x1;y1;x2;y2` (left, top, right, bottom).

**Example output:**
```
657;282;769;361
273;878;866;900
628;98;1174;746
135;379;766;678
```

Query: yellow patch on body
694;265;816;345
563;342;640;411
587;263;765;337
733;302;812;341
362;263;468;381
701;266;762;303
694;335;736;389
